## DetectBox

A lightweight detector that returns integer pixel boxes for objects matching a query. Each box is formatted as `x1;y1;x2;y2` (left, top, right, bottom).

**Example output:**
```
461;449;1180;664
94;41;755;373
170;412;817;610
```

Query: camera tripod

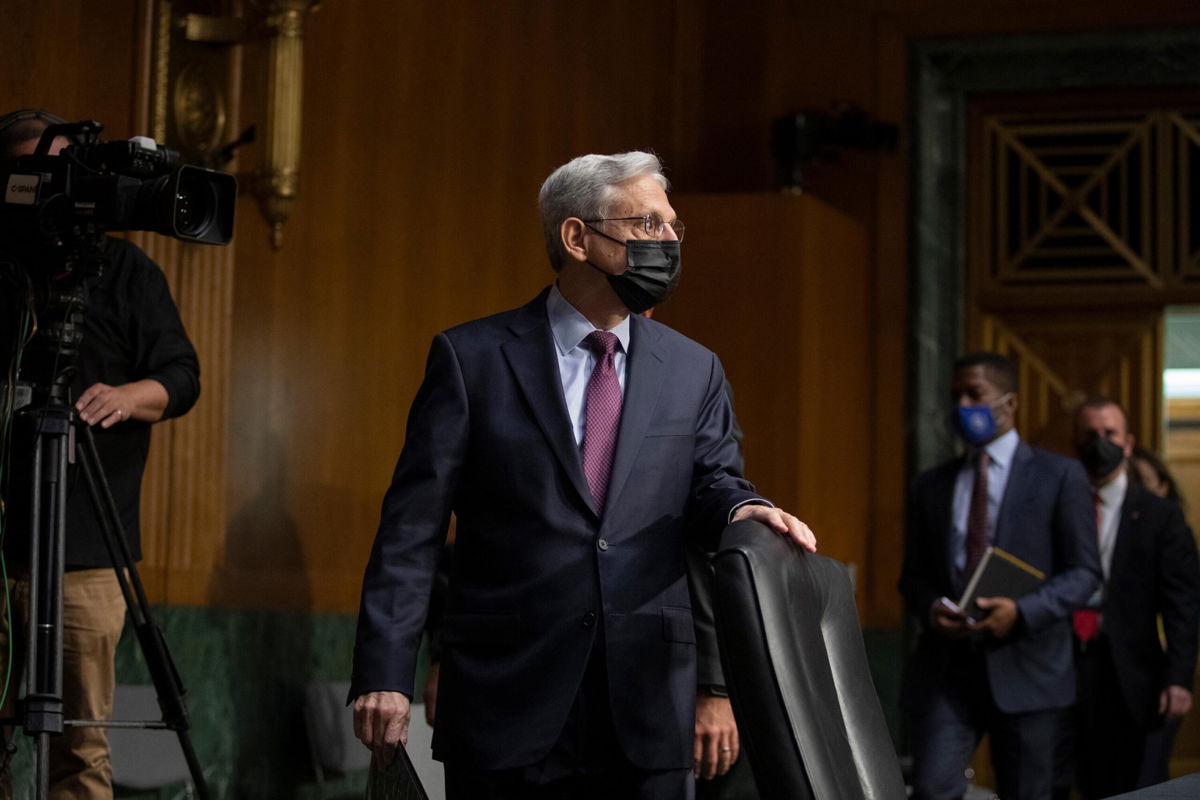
0;270;208;798
3;394;209;799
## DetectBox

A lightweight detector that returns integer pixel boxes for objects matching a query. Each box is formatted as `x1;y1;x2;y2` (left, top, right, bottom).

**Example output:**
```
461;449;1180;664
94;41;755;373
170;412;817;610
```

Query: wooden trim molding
134;0;241;606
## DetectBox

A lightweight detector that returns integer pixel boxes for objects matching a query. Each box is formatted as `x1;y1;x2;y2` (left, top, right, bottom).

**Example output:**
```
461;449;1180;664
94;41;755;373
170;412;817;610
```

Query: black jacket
1102;482;1200;728
5;236;199;567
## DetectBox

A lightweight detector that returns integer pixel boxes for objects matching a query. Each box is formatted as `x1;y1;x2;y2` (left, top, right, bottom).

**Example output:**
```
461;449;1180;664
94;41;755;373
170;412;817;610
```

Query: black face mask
1076;435;1125;479
585;228;682;314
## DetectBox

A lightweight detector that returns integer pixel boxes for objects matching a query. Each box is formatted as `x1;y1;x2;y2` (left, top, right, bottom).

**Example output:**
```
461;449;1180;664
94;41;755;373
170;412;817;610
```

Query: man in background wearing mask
899;351;1100;800
1061;398;1200;799
349;151;816;800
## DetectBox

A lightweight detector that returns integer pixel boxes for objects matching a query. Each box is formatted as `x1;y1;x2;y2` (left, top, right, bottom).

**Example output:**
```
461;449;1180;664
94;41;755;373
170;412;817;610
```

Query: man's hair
1074;394;1129;428
0;109;66;159
537;151;668;271
953;351;1019;394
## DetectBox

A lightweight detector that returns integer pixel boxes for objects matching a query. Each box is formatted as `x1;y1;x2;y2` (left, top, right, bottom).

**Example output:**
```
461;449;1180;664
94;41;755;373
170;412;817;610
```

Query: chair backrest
711;520;906;800
305;680;374;774
109;684;192;791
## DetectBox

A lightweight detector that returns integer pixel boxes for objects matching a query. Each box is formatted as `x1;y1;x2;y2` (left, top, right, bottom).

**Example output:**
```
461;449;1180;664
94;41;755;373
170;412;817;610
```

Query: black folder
365;745;430;800
954;545;1045;623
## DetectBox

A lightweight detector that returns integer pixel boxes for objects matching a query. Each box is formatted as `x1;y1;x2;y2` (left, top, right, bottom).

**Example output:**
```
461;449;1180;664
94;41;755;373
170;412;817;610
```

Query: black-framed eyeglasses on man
582;212;685;242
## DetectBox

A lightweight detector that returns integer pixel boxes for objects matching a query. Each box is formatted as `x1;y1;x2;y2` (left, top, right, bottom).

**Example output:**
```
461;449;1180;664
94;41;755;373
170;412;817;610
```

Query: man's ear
1124;433;1136;458
561;218;589;263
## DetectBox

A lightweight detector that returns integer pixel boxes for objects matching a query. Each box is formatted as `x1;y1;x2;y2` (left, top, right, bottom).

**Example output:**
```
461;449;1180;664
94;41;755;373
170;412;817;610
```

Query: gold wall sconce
254;0;319;250
153;0;319;250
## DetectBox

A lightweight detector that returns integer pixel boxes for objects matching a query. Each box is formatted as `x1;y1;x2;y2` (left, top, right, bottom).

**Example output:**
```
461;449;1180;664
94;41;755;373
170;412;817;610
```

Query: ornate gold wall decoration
150;1;243;165
173;61;227;155
253;0;319;250
151;1;318;248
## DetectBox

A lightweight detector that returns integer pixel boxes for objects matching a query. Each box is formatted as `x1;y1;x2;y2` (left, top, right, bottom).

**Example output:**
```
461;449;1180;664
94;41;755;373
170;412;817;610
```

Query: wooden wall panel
10;0;1197;623
134;234;235;607
0;1;141;138
977;311;1163;455
218;0;708;610
216;0;1200;617
656;194;871;606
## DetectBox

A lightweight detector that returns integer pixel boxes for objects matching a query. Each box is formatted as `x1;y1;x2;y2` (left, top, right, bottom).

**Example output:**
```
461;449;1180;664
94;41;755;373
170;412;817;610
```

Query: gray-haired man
349;152;815;799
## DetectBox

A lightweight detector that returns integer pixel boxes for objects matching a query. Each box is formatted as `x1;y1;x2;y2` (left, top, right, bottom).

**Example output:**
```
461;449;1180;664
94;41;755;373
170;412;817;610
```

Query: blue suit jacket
350;288;761;771
899;440;1102;714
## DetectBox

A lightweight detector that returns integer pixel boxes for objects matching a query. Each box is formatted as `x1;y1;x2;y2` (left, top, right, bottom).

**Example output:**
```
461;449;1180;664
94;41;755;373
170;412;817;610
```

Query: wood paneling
657;194;872;604
218;0;709;610
9;0;1198;628
134;233;236;606
977;310;1163;455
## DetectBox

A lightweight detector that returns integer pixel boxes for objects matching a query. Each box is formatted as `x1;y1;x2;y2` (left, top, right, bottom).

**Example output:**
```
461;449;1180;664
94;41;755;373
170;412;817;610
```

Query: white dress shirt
1090;468;1127;605
545;283;630;447
544;284;766;522
951;428;1020;580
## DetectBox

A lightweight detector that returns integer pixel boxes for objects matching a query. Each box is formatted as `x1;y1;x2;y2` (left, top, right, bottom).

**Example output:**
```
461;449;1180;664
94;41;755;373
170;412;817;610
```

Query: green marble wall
5;607;418;800
4;606;905;798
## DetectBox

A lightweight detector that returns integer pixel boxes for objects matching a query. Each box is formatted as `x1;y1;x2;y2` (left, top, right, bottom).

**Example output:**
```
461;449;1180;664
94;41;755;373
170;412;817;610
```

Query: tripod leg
23;409;71;800
75;425;208;800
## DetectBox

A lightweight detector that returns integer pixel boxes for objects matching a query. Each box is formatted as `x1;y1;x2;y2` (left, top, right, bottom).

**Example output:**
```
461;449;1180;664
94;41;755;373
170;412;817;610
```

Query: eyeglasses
582;213;685;242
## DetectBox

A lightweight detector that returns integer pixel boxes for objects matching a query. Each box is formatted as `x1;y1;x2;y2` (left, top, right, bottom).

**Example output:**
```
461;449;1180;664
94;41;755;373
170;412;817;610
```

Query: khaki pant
0;568;127;799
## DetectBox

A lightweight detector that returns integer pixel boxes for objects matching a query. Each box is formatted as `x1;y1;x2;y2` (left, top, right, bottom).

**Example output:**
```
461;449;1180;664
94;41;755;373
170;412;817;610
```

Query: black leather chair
711;520;906;800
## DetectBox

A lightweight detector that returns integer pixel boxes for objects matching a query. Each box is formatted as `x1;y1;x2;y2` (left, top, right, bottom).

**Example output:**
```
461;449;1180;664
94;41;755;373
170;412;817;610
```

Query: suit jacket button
582;612;596;629
597;538;609;551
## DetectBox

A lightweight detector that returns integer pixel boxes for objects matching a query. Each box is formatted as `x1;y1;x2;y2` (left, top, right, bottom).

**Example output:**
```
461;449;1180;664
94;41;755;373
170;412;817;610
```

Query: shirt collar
547;283;631;356
1097;467;1128;508
981;428;1020;470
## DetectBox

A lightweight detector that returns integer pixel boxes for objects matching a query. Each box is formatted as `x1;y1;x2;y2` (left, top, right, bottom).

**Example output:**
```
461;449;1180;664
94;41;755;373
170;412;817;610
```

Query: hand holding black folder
945;546;1045;624
365;746;431;800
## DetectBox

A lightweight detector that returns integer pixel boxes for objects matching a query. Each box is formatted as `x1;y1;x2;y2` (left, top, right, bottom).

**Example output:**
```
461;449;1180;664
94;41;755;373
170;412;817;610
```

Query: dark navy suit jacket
350;288;761;771
1102;483;1200;728
899;440;1102;714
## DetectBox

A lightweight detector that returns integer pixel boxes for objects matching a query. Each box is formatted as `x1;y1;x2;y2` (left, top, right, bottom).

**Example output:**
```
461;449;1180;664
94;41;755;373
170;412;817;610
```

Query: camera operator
0;109;199;799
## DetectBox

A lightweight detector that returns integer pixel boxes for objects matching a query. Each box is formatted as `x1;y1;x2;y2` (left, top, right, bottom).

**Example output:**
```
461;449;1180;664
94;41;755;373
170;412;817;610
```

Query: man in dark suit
1064;398;1200;798
350;151;815;800
899;351;1101;800
688;544;759;799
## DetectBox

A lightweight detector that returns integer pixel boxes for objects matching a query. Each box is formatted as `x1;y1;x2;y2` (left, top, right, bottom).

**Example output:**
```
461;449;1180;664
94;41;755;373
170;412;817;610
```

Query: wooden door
967;88;1200;783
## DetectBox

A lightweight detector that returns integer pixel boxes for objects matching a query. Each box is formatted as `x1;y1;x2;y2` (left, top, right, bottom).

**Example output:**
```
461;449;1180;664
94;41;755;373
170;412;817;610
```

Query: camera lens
174;171;218;238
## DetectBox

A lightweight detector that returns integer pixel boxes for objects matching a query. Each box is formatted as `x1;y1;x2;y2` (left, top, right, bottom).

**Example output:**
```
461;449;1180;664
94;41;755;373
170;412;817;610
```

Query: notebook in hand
365;745;430;800
956;546;1045;623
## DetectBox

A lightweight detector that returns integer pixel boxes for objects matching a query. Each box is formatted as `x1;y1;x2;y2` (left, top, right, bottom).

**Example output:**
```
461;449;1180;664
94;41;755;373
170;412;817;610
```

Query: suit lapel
501;291;597;517
993;441;1033;552
602;315;666;520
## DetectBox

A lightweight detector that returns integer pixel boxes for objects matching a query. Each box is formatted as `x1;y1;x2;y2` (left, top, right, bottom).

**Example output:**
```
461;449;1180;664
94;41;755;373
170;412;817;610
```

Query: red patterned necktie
1073;492;1104;642
581;331;623;512
964;449;990;578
